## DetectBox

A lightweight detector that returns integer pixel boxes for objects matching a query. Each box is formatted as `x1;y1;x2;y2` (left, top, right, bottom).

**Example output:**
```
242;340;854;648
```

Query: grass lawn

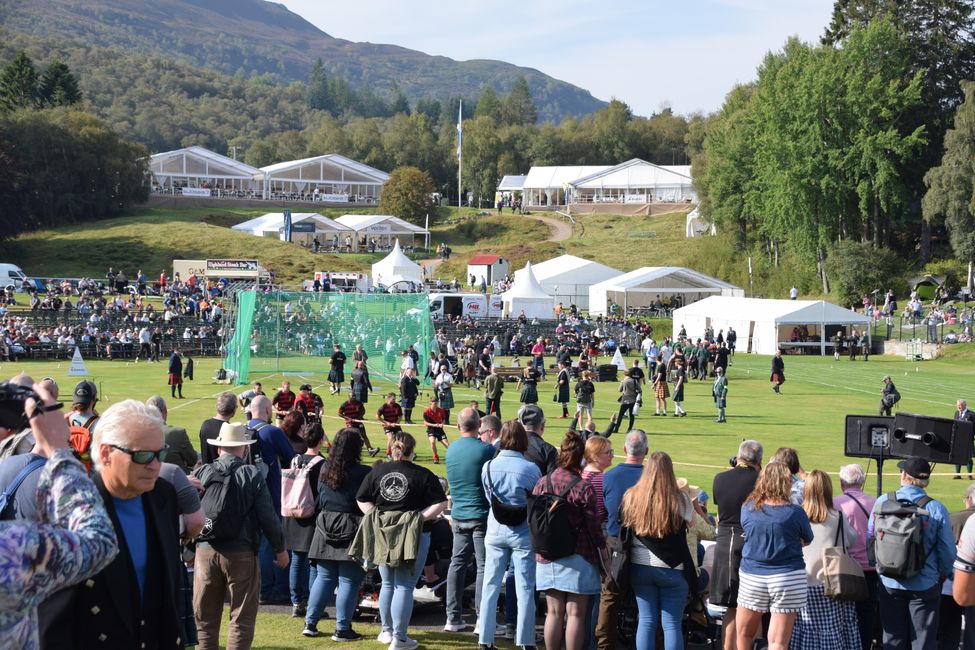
4;350;973;646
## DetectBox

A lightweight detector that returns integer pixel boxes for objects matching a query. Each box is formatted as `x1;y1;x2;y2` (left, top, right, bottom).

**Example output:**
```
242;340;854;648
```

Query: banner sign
181;187;211;197
283;209;292;243
207;259;258;272
319;193;349;203
291;222;316;232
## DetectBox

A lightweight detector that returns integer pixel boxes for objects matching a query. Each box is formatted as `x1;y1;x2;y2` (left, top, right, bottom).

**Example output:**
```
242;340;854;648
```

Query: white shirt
790;287;799;299
401;355;415;371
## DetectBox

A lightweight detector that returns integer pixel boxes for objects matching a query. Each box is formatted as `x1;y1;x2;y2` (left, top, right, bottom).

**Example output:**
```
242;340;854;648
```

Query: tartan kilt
168;373;183;385
654;381;670;400
789;584;861;650
770;372;786;384
327;369;344;383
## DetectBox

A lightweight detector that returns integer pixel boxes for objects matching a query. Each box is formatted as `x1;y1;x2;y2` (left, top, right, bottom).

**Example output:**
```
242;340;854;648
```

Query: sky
281;0;836;117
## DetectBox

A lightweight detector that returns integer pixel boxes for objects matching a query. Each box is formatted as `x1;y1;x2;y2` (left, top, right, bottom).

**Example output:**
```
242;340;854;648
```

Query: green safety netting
223;291;433;384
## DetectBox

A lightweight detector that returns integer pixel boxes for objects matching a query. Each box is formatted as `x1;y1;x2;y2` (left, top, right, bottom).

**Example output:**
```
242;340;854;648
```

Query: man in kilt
168;346;184;399
328;343;347;395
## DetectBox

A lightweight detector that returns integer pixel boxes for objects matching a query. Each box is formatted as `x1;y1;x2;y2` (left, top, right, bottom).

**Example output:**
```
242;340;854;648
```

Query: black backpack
197;462;247;542
528;473;582;560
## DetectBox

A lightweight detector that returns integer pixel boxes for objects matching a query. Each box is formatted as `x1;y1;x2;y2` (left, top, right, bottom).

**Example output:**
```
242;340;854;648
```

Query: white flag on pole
456;101;463;162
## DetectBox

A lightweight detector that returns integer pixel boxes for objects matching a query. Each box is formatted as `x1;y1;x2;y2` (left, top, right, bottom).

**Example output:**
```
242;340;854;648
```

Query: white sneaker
388;637;419;650
473;621;506;637
443;621;469;632
376;630;393;645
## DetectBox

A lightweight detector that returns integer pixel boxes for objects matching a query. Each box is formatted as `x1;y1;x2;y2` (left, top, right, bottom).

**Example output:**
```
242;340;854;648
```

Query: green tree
38;60;81;107
378;166;437;224
306;58;329;111
587;99;634;162
459;115;502;204
923;81;975;290
0;50;40;111
474;86;501;121
824;240;900;306
500;77;537;126
414;97;441;124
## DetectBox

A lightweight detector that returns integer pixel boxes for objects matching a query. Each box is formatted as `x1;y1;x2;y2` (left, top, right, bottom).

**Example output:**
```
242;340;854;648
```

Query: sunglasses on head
109;443;169;465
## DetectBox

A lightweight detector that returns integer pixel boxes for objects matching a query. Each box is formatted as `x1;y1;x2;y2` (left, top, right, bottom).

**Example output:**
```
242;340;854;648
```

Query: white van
428;293;502;320
0;264;27;287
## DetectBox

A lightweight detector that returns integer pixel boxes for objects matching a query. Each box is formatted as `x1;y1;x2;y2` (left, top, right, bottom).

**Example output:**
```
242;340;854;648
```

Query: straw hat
676;477;701;500
208;422;255;447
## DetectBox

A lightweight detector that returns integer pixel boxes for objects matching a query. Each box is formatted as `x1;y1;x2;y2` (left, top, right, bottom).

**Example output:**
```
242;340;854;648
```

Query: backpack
198;462;247;542
870;492;933;580
243;423;270;478
527;473;582;560
0;457;46;520
68;415;99;473
281;455;324;518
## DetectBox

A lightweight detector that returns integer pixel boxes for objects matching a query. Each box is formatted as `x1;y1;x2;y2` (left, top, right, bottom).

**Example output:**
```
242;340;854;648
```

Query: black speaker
890;413;974;465
844;415;903;460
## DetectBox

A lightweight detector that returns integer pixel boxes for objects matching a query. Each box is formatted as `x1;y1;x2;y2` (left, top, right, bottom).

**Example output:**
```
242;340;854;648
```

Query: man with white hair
834;463;878;650
41;399;183;649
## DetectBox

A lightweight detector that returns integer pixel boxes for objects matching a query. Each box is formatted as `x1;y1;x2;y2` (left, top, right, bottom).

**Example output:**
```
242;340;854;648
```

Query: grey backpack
870;492;932;580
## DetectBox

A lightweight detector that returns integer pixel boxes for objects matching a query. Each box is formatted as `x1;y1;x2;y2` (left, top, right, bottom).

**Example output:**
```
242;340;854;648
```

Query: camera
729;456;737;468
0;380;40;430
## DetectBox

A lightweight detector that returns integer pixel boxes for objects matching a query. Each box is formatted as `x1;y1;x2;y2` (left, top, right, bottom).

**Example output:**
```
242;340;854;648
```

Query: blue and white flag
456;100;462;162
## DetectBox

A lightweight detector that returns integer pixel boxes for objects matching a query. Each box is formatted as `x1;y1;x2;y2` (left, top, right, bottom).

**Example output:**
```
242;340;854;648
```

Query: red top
338;400;365;423
272;389;296;411
377;402;403;424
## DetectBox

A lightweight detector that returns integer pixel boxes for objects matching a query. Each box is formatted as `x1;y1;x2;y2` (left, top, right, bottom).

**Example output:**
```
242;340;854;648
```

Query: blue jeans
289;550;314;605
379;532;431;642
478;527;536;646
259;535;290;600
306;559;366;631
446;518;487;625
630;564;688;650
879;582;939;650
533;356;545;379
504;567;517;627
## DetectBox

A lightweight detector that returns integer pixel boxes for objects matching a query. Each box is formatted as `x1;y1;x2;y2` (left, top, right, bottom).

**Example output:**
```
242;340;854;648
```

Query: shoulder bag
822;514;868;601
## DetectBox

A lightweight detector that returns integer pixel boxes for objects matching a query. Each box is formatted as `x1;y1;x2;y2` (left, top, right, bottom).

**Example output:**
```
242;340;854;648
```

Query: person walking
652;358;669;416
422;395;449;464
484;365;505;419
880;375;900;418
770;349;785;394
350;360;373;405
612;368;641;434
953;400;975;480
574;370;596;430
713;366;728;423
283;422;326;619
671;357;687;417
478;421;542;650
434;363;456;425
328;344;347;395
789;470;860;649
533;431;607;650
556;360;572;419
735;461;814;650
304;428;372;640
620;451;697;650
518;364;540;406
353;433;448;650
168;346;184;398
834;464;879;650
399;368;420;425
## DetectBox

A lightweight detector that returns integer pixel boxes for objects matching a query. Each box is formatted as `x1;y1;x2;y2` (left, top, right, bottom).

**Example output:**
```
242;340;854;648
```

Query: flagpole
457;100;463;209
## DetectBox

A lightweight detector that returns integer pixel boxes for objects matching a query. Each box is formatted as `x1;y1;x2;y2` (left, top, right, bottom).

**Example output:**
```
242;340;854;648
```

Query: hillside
3;0;606;122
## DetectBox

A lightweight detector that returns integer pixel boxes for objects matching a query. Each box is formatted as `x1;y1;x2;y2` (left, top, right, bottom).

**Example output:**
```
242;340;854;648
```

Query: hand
186;475;203;492
22;376;70;456
274;550;290;568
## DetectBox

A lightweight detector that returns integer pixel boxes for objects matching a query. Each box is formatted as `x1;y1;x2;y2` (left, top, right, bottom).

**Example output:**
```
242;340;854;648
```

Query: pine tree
39;60;82;107
306;58;330;111
500;77;537;126
0;50;40;112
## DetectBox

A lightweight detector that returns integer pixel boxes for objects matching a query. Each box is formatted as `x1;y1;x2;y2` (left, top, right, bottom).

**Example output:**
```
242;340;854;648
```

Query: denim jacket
481;450;541;539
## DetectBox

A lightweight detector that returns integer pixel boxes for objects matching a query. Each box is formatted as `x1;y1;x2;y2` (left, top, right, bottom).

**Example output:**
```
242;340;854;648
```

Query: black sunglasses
109;444;169;465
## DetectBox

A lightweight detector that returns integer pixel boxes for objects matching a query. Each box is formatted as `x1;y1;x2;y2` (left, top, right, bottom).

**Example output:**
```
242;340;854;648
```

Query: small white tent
589;267;743;316
502;262;554;319
514;254;621;310
371;240;423;288
671;296;872;355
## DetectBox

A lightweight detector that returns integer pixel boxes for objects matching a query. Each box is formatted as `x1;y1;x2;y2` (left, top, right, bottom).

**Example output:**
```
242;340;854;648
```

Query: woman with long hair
620;451;696;650
280;410;308;454
533;431;606;650
582;436;613;527
790;470;860;649
284;422;326;620
477;421;542;650
304;428;371;640
356;433;448;650
735;462;814;650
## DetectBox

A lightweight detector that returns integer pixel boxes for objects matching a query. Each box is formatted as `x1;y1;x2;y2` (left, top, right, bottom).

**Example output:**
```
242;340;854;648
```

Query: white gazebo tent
567;159;697;204
231;213;353;248
334;214;428;251
522;165;607;207
149;146;261;195
671;296;872;355
258;154;389;202
514;254;621;310
371;240;423;289
588;267;744;316
502;262;555;319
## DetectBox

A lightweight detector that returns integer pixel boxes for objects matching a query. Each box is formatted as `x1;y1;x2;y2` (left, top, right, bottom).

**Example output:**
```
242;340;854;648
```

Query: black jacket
524;431;557;476
40;473;183;650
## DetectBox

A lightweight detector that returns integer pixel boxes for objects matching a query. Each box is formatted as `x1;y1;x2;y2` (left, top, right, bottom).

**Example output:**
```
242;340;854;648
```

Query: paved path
524;213;573;242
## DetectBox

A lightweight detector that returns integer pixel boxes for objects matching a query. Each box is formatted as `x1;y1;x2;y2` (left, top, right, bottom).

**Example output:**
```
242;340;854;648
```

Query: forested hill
3;0;606;122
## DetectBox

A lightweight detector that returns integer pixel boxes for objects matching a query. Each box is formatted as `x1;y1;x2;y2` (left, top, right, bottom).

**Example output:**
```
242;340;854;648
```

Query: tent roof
515;254;621;283
468;254;503;265
591;267;741;293
523;165;609;189
371;240;423;286
375;240;419;270
498;175;527;191
503;262;553;300
673;296;871;325
569;158;693;189
150;146;261;178
232;213;353;233
334;214;428;234
259;154;389;182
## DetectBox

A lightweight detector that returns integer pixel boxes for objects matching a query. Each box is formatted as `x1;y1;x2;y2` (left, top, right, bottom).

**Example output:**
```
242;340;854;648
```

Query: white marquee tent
567;159;697;203
589;267;743;316
259;154;389;202
232;213;352;246
672;296;872;356
513;254;621;310
371;240;423;288
502;262;554;319
149;146;261;195
335;214;428;251
522;166;606;206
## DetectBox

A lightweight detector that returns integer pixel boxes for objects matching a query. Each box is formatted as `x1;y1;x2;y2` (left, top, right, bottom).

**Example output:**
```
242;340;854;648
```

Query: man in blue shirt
869;457;956;650
247;394;296;605
596;428;648;650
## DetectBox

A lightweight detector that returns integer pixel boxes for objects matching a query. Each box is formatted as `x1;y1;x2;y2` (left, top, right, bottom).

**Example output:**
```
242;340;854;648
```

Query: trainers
302;624;320;637
444;621;469;632
505;624;516;639
479;645;498;650
332;629;363;642
291;603;306;618
369;447;380;457
388;637;419;650
377;630;393;644
433;457;440;464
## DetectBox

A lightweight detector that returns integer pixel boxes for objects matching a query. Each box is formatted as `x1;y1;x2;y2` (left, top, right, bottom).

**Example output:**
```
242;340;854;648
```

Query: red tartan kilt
770;372;785;384
168;373;183;385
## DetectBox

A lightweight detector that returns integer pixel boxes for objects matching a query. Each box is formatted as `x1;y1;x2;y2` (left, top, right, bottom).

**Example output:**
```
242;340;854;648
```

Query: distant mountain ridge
3;0;607;121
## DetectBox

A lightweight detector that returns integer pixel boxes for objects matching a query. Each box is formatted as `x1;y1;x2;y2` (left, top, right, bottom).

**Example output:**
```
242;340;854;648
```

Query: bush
378;166;437;225
824;241;901;307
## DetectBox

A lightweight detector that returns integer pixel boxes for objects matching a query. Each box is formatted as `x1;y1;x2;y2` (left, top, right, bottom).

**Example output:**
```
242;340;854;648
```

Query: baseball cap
897;457;931;480
518;404;546;428
73;380;97;405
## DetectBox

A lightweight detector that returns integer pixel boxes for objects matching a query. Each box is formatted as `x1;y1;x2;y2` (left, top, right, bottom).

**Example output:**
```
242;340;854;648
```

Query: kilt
789;584;861;650
352;383;369;404
673;383;685;402
557;383;570;404
400;395;416;409
771;372;786;384
328;369;344;383
520;383;538;404
654;381;670;400
168;373;183;386
437;388;455;410
710;524;745;607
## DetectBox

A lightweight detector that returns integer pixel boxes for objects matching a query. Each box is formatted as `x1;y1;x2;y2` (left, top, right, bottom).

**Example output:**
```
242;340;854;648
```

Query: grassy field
5;351;974;646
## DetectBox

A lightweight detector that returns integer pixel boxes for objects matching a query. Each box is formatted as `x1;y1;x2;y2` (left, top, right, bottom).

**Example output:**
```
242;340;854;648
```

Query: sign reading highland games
205;259;260;278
